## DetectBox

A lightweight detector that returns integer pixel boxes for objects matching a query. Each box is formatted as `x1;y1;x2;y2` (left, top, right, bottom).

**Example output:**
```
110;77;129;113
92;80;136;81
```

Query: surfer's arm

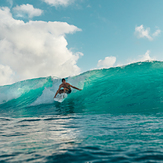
70;85;82;91
54;85;62;98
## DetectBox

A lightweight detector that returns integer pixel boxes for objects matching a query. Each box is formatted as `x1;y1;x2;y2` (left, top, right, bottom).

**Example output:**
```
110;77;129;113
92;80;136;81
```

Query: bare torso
60;83;71;90
54;81;81;98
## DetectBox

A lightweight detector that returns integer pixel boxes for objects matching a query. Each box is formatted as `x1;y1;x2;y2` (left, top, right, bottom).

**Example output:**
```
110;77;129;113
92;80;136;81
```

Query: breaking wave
1;61;163;117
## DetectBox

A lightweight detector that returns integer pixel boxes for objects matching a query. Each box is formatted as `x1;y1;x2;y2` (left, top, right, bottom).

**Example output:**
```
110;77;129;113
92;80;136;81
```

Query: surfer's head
62;78;66;82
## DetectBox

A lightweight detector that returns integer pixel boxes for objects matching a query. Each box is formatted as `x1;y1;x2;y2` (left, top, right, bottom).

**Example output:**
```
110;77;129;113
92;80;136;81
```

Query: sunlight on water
1;114;163;162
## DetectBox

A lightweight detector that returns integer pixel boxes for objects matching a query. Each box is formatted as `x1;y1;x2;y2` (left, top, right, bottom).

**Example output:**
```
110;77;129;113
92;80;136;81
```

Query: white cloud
139;50;153;61
13;4;43;18
7;0;13;8
0;7;83;86
126;50;155;65
0;64;15;85
135;25;161;41
135;25;152;41
152;29;161;37
97;56;116;68
43;0;75;7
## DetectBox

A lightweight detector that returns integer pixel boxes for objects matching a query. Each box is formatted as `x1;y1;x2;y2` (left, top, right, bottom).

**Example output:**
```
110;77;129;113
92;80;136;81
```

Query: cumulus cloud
135;25;152;41
0;7;83;86
43;0;75;7
152;29;161;37
135;25;161;41
7;0;13;8
0;64;15;85
13;4;43;18
126;50;155;65
140;50;153;61
97;56;116;68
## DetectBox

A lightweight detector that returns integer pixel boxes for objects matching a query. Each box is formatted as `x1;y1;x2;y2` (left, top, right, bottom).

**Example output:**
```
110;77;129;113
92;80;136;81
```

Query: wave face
0;61;163;117
1;61;163;163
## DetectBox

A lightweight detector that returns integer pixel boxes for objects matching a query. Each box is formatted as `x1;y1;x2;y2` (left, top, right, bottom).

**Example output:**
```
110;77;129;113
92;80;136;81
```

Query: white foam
30;87;55;106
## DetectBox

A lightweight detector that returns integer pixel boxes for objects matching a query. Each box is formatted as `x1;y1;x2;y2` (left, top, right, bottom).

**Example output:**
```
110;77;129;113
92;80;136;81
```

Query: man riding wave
54;78;82;98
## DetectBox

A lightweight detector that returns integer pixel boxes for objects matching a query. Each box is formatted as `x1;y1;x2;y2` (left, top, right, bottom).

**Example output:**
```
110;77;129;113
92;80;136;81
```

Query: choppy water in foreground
1;61;163;162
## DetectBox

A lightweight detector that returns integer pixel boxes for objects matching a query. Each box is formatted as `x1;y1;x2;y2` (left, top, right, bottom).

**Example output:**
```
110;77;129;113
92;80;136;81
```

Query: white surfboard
54;93;68;103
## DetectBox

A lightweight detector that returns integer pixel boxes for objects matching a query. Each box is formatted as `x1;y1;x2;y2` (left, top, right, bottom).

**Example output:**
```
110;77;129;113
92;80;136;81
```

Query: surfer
54;78;82;98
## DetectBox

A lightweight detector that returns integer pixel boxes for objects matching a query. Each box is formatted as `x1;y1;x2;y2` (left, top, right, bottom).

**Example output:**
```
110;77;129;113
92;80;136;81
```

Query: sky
0;0;163;85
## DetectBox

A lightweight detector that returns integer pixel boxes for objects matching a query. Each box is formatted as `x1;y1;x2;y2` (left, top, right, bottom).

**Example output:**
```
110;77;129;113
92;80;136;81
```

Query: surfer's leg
59;89;64;94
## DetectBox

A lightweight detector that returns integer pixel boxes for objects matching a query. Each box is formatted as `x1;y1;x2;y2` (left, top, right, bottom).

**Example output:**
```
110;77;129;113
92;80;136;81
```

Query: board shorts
67;89;71;94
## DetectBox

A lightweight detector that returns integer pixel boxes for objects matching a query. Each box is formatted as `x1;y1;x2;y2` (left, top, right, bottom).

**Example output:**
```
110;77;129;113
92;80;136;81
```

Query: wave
1;61;163;117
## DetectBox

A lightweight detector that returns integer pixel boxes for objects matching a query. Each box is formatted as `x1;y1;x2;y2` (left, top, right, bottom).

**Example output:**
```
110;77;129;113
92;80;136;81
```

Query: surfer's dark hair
62;78;65;82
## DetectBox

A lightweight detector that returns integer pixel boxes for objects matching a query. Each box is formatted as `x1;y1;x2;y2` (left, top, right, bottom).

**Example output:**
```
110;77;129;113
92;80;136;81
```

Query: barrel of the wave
53;78;82;103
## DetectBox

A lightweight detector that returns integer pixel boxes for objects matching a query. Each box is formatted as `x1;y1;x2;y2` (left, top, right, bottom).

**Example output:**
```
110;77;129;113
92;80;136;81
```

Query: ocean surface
1;61;163;162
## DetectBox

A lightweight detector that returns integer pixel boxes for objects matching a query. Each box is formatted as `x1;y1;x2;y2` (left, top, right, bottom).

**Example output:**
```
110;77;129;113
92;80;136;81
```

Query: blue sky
0;0;162;85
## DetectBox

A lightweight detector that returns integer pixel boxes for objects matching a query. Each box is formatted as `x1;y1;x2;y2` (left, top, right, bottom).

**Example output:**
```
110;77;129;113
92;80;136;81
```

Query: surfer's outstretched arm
70;85;82;91
54;85;62;98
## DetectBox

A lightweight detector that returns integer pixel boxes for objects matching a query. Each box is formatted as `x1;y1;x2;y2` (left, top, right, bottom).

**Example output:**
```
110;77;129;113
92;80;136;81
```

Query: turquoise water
1;61;163;162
